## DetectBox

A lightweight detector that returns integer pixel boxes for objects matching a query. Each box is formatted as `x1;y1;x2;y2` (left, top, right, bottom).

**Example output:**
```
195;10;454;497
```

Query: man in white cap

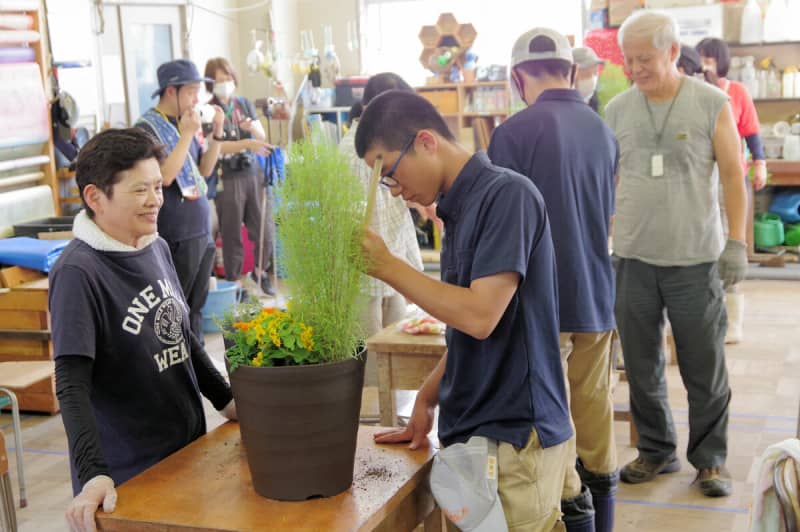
572;47;605;111
488;28;619;532
606;10;747;498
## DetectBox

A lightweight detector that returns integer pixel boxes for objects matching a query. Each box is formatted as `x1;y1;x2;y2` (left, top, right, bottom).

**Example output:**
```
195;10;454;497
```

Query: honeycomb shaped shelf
418;13;477;73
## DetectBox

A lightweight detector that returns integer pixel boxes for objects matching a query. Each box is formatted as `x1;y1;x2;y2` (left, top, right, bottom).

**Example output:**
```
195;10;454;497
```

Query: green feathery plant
276;135;368;363
597;63;631;118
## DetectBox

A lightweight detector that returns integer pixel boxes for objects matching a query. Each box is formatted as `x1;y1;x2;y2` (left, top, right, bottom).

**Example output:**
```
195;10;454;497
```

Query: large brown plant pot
227;352;365;501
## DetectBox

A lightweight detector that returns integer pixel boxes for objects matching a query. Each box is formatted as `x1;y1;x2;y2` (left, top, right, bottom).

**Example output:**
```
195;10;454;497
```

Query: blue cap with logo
151;59;214;98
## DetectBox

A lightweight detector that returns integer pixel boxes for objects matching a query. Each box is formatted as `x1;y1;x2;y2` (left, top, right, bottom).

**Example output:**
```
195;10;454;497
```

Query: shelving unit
728;41;800;49
0;0;59;216
416;81;509;150
754;98;800;104
725;40;800;257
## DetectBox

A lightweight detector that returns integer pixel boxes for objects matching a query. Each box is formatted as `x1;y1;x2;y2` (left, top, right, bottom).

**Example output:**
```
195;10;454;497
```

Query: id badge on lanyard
651;154;664;177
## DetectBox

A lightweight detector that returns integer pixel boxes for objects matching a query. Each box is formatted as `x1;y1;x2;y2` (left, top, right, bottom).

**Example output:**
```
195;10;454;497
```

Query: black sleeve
55;355;110;489
188;331;233;410
744;133;765;161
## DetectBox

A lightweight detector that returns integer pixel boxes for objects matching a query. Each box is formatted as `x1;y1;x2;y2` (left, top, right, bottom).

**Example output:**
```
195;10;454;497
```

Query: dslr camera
226;151;253;171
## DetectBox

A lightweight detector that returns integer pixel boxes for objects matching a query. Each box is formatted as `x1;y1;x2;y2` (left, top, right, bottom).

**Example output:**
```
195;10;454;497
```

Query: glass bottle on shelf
758;69;768;100
740;56;759;98
729;56;742;83
783;67;797;98
768;69;783;98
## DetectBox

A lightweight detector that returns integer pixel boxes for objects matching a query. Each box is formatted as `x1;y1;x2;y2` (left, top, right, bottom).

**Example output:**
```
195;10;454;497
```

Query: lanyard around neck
643;78;684;149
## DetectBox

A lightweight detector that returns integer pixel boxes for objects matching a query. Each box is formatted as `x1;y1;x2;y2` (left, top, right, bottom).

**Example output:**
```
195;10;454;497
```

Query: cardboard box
609;0;644;27
417;89;459;115
663;4;724;46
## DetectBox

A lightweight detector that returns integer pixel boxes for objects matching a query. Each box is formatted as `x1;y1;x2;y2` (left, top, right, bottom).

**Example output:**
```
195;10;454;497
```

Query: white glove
220;399;237;420
65;474;116;532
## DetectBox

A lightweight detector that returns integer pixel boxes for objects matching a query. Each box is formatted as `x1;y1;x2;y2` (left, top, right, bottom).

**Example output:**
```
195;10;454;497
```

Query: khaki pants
560;331;617;499
446;429;569;532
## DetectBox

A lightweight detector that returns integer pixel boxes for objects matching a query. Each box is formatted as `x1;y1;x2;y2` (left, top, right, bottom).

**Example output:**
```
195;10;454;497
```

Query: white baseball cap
573;47;606;69
430;436;509;532
511;28;573;69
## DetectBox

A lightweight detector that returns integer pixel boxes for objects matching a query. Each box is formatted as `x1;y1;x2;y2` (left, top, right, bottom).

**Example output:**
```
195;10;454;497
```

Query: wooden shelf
728;41;800;48
462;112;508;117
766;159;800;185
754;98;800;103
418;81;508;89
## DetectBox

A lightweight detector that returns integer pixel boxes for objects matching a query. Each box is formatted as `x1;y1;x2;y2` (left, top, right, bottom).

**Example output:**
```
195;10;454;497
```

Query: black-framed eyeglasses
380;135;415;188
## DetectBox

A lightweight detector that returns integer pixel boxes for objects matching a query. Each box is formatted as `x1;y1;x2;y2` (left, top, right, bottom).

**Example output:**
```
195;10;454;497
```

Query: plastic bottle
768;69;783;98
757;69;767;100
729;56;742;82
740;56;759;98
740;0;763;44
783;67;797;98
763;0;790;43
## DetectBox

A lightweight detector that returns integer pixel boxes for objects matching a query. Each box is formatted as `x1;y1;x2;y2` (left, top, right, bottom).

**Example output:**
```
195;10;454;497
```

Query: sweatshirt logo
122;279;182;341
154;299;184;345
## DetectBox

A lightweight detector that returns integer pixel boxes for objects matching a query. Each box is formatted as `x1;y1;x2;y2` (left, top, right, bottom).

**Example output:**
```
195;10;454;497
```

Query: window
361;0;584;86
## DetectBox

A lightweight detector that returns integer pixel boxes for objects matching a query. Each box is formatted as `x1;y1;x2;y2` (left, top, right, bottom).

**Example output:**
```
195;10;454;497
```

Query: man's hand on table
66;474;116;532
374;396;435;450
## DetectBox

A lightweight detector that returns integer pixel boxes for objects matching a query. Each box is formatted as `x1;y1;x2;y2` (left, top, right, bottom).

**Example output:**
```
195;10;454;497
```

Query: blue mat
0;237;69;272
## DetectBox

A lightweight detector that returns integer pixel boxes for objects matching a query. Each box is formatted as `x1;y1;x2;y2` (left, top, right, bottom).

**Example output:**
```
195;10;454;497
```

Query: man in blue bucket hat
136;59;225;344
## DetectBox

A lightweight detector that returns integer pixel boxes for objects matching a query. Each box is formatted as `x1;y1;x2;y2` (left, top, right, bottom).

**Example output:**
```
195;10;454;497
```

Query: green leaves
276;137;368;363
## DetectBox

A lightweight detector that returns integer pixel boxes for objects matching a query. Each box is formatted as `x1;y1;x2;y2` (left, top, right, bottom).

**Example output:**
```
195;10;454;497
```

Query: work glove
65;474;116;532
718;239;748;289
220;399;237;420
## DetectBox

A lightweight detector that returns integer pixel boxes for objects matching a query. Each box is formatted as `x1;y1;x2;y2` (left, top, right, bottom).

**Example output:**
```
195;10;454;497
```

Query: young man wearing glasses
356;89;572;531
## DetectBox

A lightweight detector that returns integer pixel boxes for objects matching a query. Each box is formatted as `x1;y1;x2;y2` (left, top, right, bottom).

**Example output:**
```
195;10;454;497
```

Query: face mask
576;76;598;102
213;80;235;99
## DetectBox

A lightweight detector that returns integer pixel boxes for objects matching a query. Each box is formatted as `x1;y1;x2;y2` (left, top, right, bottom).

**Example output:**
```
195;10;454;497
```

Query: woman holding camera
204;57;275;295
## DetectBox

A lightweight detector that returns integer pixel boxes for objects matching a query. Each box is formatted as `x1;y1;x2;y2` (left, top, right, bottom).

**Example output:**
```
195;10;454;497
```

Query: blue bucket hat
151;59;213;98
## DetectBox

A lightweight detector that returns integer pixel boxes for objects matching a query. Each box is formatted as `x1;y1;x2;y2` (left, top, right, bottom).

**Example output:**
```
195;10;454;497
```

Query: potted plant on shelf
222;137;368;501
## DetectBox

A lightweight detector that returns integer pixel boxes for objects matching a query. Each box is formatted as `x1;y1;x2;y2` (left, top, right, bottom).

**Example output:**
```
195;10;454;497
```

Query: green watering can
753;213;784;248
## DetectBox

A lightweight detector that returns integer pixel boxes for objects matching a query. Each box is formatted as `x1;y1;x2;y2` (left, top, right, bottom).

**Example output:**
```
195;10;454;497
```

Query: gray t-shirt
606;76;728;266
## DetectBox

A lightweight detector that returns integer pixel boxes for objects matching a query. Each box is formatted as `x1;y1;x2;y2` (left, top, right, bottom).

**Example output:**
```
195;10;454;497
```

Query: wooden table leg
0;473;16;532
377;352;397;427
423;505;443;532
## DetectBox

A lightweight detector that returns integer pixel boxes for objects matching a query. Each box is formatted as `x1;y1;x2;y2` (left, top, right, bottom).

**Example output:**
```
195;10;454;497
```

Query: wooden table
97;423;442;532
0;360;57;414
367;325;446;426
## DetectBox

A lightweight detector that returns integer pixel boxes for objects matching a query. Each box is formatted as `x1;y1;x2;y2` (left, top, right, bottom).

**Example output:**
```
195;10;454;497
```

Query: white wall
236;0;301;103
188;0;243;83
296;0;360;78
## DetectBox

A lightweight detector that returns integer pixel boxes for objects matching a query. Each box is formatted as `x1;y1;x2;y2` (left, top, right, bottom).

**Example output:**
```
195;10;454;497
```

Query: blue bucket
202;280;239;333
769;191;800;223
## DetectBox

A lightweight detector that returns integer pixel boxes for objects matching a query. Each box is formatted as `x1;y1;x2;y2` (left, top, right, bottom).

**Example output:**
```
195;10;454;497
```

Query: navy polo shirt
436;151;572;449
488;89;617;333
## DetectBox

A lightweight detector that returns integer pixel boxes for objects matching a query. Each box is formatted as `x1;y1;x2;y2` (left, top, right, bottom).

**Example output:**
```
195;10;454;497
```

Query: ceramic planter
228;352;365;501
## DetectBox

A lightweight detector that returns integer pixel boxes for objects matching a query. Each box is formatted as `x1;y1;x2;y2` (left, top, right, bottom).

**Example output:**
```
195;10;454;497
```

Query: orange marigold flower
233;322;250;331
